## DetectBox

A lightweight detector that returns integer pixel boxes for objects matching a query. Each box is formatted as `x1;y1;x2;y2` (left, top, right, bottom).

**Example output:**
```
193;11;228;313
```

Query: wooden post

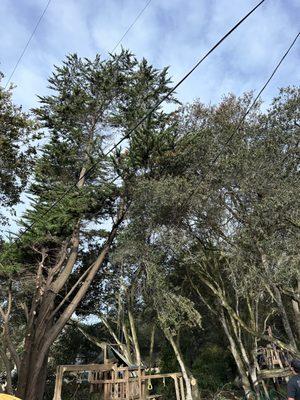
53;366;64;400
173;376;181;400
138;367;142;400
179;376;185;400
104;343;108;365
141;369;146;400
125;368;130;400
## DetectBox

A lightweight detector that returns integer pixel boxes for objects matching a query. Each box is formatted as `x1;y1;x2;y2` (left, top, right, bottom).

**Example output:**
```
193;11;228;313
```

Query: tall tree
120;88;300;399
0;51;177;400
0;73;36;231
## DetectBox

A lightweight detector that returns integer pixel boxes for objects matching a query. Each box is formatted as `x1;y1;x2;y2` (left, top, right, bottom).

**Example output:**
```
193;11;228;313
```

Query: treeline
0;51;299;400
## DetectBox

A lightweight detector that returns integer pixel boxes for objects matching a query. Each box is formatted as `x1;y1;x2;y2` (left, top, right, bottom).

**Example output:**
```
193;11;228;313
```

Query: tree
121;88;300;399
0;73;36;232
0;51;177;400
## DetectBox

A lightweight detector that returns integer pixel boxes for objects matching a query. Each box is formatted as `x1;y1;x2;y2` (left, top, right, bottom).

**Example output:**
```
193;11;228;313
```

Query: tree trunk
273;286;297;349
16;294;54;400
149;324;155;369
17;342;49;400
163;328;193;400
14;206;125;400
0;348;13;394
220;313;254;400
128;310;141;366
292;279;300;340
292;299;300;341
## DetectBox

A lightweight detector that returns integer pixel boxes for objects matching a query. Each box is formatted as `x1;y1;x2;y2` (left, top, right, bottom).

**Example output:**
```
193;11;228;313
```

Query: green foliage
0;73;37;228
1;45;299;399
192;345;235;391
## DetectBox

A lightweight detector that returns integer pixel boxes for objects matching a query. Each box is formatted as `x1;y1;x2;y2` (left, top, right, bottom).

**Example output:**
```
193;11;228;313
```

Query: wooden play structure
256;344;292;382
256;327;293;385
254;328;294;398
53;343;185;400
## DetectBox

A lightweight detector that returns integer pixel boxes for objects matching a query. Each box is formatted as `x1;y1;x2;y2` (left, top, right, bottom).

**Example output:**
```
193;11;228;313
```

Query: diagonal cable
18;0;266;238
5;0;53;89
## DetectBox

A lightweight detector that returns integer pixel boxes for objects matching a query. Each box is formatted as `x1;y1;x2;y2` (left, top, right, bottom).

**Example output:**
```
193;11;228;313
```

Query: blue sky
1;0;299;110
0;0;299;234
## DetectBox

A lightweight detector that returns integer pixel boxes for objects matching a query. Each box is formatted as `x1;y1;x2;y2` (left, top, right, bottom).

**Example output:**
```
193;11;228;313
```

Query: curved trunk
16;292;55;400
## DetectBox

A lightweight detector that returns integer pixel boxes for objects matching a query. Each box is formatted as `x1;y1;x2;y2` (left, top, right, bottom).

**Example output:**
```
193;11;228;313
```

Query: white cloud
1;0;299;108
0;0;299;231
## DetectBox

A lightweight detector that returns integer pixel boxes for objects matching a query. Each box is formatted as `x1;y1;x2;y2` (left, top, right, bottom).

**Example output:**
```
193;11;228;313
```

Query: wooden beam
179;377;185;400
173;376;181;400
60;363;114;373
52;367;63;400
257;367;292;380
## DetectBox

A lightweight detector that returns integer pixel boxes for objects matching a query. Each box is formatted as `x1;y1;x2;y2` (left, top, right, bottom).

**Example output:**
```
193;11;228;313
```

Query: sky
1;0;299;110
0;0;299;233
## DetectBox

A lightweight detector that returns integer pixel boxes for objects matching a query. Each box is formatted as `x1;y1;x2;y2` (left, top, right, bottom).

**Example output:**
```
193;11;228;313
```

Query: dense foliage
0;53;299;400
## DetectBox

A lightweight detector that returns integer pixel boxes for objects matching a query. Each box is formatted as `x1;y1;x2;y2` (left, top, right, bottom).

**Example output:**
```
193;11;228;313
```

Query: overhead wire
209;31;300;166
9;0;153;238
4;0;152;89
110;0;153;54
25;30;300;323
18;0;266;238
4;0;53;89
183;31;300;234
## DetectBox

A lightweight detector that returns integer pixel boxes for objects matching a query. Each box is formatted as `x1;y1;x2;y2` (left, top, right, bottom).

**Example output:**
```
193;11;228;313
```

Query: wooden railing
53;363;185;400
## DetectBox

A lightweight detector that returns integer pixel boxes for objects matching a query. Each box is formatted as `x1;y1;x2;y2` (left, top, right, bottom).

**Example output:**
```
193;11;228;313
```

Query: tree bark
15;210;125;400
128;310;141;366
292;299;300;341
292;279;300;340
163;328;193;400
0;348;13;394
273;285;297;350
220;312;255;400
149;324;156;369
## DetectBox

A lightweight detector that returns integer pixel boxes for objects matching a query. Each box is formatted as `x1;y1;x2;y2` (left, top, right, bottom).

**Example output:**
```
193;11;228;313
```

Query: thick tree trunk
16;294;55;400
15;206;125;400
0;348;13;394
17;348;49;400
292;299;300;341
292;279;300;340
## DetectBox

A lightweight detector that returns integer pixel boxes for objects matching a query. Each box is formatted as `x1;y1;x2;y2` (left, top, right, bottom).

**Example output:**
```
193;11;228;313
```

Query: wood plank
257;367;292;380
173;376;180;400
61;363;114;373
52;367;63;400
179;377;185;400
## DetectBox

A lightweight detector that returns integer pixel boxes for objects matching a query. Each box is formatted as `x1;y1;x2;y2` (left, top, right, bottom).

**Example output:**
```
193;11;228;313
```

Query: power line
19;0;266;238
210;31;300;166
185;31;300;209
110;0;153;54
4;0;153;90
14;26;299;320
4;0;53;89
